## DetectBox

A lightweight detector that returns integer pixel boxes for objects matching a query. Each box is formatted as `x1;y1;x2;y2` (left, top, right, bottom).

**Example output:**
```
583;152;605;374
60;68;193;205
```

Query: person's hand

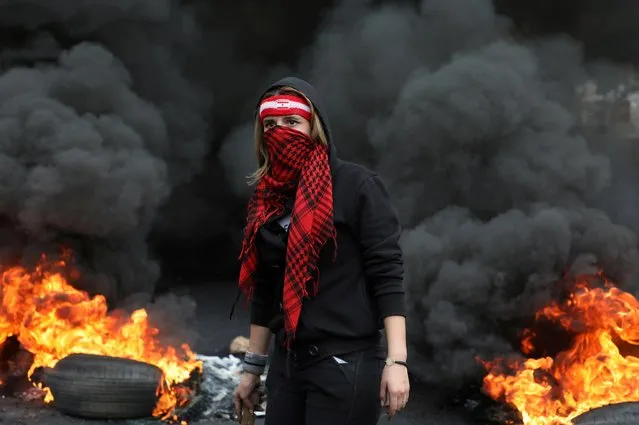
233;372;261;423
380;363;410;419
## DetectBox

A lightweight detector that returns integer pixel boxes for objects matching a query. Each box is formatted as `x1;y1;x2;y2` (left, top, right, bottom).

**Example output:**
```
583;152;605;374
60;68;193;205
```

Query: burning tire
573;402;639;425
43;353;163;419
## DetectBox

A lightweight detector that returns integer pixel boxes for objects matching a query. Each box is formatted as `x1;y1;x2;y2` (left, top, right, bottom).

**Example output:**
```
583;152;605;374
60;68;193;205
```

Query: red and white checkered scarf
238;126;335;347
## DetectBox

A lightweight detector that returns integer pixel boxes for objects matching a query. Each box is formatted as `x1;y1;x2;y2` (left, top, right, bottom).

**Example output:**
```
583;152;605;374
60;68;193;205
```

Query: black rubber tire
43;353;164;419
573;402;639;425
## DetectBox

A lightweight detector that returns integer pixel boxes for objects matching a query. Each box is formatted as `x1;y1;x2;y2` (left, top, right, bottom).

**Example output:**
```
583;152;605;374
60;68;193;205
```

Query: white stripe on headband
259;99;311;115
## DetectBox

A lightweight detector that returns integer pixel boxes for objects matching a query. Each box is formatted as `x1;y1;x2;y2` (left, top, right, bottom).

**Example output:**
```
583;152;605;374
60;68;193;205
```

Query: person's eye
264;122;275;128
286;119;298;126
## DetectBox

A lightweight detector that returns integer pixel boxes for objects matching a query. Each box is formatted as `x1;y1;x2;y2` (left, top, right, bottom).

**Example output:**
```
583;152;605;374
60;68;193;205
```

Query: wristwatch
384;358;408;368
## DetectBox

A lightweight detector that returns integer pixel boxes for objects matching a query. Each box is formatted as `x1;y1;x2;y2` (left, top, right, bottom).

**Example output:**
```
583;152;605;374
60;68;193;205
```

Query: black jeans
265;348;383;425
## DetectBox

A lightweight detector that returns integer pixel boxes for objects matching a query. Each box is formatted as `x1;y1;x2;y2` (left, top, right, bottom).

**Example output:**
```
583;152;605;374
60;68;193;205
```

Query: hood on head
258;76;337;158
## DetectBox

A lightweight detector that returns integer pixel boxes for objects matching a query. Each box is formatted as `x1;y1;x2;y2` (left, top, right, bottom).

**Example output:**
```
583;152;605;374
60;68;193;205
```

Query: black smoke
0;0;217;344
0;0;336;346
3;0;639;389
218;0;639;389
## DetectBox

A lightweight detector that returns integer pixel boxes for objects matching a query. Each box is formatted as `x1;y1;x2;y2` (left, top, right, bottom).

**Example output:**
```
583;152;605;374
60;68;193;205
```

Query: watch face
385;359;393;366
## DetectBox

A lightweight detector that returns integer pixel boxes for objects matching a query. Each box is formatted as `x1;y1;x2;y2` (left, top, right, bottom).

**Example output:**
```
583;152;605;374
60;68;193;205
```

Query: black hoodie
250;77;405;354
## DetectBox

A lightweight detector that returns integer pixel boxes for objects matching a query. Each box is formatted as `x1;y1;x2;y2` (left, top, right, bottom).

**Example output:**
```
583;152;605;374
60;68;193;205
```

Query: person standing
233;76;409;425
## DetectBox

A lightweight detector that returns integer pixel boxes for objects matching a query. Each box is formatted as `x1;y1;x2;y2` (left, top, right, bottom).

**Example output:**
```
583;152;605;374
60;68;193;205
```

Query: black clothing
245;76;405;425
251;171;405;345
250;76;405;352
265;345;384;425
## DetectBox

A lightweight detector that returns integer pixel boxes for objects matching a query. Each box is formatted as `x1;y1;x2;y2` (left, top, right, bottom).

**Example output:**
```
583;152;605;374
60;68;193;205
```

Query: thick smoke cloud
0;0;210;313
367;34;638;383
4;0;639;387
219;0;639;388
0;44;169;236
219;124;255;199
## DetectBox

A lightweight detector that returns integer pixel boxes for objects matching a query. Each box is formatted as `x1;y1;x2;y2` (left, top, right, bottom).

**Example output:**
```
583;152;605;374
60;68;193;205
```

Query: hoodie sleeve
356;175;406;318
250;265;277;327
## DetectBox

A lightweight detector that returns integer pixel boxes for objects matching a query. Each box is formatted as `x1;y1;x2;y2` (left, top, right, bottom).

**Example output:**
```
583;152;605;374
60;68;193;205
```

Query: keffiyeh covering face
239;110;335;347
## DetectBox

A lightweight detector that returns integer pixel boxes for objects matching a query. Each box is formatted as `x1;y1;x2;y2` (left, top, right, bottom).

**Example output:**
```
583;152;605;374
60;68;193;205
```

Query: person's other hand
233;372;261;423
380;364;410;419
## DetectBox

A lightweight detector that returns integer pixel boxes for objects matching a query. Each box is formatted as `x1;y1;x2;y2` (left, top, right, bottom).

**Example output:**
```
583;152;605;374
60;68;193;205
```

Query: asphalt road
0;281;482;425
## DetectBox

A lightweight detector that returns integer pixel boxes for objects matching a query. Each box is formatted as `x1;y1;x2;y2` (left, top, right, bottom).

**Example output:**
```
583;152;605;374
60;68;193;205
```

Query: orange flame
0;252;202;419
481;275;639;425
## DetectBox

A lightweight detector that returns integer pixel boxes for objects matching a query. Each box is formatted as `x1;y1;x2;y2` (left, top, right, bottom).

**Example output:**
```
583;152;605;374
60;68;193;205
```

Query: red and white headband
259;94;312;123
